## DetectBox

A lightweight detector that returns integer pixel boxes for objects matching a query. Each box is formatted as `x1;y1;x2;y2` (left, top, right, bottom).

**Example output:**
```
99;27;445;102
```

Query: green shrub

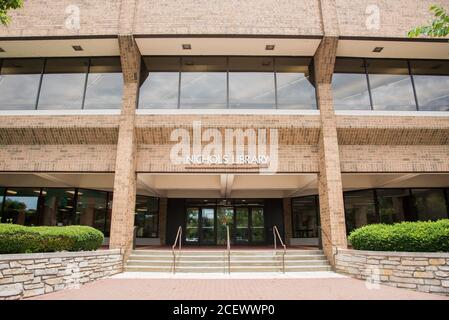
0;224;104;254
348;219;449;252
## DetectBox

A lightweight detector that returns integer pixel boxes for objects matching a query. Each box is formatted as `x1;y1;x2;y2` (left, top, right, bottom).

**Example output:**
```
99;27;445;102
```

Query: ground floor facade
1;173;448;249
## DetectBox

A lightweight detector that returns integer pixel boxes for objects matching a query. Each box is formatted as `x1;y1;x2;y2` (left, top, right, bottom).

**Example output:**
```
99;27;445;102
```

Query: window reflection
344;190;378;234
229;57;276;109
139;57;179;109
332;58;371;110
411;60;449;111
1;188;41;225
411;189;448;221
367;59;417;111
180;57;227;109
276;58;316;109
38;58;89;110
292;196;319;238
84;57;123;109
75;189;109;236
0;59;43;110
135;196;159;238
376;189;410;224
42;188;76;226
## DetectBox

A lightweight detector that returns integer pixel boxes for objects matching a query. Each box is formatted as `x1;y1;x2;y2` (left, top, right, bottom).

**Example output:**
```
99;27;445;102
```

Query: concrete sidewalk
29;272;449;300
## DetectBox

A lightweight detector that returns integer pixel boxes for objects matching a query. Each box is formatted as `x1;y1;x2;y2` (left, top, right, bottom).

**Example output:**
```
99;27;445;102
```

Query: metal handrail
317;226;338;266
172;226;182;274
273;226;286;273
226;225;231;274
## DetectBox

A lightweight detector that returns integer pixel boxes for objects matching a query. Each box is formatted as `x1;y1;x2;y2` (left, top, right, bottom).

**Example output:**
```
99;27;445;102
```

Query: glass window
1;188;42;226
75;189;108;235
38;58;89;110
84;57;123;109
344;190;378;234
135;196;159;238
0;59;43;110
0;187;4;222
332;58;371;110
276;57;316;109
411;189;448;221
292;196;319;238
376;189;411;224
367;59;417;111
41;188;76;226
410;60;449;111
229;57;275;109
139;57;180;109
180;57;227;109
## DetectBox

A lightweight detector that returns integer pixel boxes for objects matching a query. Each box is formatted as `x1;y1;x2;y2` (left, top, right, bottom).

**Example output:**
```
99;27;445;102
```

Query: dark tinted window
292;196;319;238
344;190;378;234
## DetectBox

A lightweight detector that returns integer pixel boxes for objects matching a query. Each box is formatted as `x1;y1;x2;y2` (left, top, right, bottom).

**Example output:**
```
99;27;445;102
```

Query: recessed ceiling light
372;47;384;53
182;44;191;50
72;45;84;51
265;45;275;50
0;47;5;53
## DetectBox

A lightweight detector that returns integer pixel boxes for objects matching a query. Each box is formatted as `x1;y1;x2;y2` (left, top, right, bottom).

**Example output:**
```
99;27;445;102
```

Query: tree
0;0;23;26
408;5;449;39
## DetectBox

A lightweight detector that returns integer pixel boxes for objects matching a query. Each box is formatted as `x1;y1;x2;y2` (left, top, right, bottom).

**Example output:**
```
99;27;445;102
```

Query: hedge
348;219;449;252
0;224;104;254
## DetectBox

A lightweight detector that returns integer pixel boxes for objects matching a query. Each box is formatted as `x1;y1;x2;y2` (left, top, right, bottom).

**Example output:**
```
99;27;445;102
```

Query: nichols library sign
169;121;279;172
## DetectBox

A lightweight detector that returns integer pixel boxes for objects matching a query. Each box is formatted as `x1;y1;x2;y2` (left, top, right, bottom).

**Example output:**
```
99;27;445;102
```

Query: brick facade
0;1;448;262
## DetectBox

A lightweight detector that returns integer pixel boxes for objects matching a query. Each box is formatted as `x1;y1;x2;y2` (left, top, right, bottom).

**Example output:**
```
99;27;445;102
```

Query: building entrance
185;199;265;246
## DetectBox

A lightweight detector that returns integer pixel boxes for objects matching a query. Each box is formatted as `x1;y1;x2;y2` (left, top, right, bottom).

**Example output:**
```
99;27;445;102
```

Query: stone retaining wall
0;249;123;300
336;249;449;296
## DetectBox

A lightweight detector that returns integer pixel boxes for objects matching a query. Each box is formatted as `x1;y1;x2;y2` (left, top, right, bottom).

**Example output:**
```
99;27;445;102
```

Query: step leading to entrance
125;249;332;273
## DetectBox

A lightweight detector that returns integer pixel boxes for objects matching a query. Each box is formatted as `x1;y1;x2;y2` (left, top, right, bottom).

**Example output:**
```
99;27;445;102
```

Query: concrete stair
125;249;332;273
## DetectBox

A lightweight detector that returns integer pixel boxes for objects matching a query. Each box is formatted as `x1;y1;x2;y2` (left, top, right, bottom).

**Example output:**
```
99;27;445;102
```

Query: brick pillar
314;36;348;265
158;198;168;245
109;35;141;254
282;198;292;246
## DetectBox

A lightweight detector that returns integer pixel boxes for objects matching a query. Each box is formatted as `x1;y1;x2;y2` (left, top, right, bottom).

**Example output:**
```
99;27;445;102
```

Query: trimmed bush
0;224;104;254
348;219;449;252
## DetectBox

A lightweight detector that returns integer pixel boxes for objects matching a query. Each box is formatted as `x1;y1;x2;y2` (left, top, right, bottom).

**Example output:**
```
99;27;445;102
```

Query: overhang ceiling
337;39;449;60
0;39;120;58
135;37;322;56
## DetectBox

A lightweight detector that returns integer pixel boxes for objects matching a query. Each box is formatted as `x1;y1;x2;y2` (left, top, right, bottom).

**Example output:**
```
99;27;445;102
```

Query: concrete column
314;37;348;265
282;198;292;246
109;35;141;253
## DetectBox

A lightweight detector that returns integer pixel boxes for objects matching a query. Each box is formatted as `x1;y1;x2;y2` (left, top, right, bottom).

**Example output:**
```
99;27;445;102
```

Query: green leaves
408;5;449;40
349;219;449;252
0;0;23;26
0;224;104;253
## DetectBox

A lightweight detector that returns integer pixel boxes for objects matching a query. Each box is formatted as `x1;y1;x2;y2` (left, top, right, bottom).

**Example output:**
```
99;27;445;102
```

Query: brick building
0;0;448;264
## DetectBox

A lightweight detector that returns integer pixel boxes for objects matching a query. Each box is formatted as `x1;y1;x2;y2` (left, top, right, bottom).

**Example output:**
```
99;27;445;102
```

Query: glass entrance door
250;207;265;243
235;207;265;244
200;208;215;245
217;207;234;245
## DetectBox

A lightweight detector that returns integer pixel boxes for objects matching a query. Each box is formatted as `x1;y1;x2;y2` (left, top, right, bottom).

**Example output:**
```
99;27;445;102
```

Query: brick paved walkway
29;274;448;300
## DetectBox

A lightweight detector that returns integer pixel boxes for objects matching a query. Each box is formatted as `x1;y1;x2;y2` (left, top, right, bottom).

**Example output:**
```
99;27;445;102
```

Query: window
135;196;159;238
276;57;316;109
180;57;227;109
332;58;371;110
411;189;448;221
410;60;449;111
84;57;123;109
75;189;109;235
292;196;319;238
229;57;276;109
344;190;378;234
0;59;44;110
366;59;417;111
376;189;411;224
1;188;42;225
38;58;89;110
139;57;180;109
41;188;76;226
